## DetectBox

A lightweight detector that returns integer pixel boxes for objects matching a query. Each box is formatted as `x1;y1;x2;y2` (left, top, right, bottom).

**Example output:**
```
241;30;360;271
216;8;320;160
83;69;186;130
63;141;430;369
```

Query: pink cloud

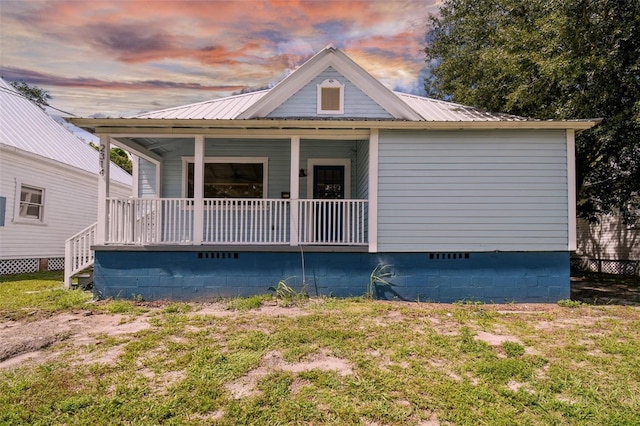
2;0;438;115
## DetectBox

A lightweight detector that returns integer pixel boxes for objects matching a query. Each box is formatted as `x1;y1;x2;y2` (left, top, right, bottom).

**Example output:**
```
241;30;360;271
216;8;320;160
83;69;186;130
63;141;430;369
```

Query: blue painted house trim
94;249;569;303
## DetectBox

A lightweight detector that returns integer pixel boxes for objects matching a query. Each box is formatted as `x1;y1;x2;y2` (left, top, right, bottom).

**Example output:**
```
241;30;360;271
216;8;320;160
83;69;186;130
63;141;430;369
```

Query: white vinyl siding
0;149;130;259
268;67;393;119
577;216;640;260
377;130;569;252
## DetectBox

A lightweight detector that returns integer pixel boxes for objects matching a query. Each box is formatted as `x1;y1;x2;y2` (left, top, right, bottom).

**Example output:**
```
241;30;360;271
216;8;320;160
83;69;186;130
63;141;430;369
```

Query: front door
313;165;344;241
313;165;345;200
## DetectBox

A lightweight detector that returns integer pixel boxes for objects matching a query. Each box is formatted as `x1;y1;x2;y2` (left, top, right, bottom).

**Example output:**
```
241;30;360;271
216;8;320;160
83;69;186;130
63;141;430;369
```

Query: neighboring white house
0;78;132;274
576;215;639;274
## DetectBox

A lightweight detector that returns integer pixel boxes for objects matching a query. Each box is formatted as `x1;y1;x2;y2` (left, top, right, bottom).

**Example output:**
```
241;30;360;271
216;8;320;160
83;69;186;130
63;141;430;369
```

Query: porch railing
106;198;193;244
104;198;367;246
64;222;97;288
298;199;368;245
204;199;290;244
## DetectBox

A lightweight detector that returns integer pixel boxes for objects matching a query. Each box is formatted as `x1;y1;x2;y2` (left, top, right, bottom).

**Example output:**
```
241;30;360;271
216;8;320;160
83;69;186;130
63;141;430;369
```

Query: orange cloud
2;0;438;116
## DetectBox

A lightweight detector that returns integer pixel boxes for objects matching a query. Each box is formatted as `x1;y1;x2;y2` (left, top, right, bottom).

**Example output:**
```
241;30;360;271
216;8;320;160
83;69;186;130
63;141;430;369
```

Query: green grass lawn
1;272;639;425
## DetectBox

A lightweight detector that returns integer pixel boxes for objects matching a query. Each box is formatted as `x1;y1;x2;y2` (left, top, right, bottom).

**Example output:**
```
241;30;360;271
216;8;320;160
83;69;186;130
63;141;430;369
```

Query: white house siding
138;158;158;197
577;216;639;260
268;67;393;119
0;148;130;261
377;129;569;252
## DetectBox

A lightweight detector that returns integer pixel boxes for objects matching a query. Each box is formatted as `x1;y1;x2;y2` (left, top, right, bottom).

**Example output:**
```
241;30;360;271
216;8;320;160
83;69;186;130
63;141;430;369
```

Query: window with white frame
18;184;45;221
183;157;268;198
317;79;344;114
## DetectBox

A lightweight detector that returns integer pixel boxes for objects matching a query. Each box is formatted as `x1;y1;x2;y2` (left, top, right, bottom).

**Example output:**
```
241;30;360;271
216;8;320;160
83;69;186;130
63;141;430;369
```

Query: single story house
0;78;132;275
69;46;597;302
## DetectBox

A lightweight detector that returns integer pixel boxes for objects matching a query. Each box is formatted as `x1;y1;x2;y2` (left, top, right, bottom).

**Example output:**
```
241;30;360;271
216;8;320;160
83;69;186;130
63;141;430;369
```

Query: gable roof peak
237;46;423;120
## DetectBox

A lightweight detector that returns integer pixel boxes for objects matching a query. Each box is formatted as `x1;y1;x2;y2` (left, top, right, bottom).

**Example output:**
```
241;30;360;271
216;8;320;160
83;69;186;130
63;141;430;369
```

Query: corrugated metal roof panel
129;86;528;123
394;92;528;122
132;90;269;120
0;79;132;186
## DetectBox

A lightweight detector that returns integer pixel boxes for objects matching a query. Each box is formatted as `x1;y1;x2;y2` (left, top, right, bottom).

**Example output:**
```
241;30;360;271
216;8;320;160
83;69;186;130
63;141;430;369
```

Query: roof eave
68;117;599;134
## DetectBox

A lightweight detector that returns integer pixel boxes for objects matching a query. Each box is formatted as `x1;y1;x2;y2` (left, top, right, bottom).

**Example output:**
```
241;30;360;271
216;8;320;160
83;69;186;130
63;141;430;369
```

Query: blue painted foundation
93;250;570;303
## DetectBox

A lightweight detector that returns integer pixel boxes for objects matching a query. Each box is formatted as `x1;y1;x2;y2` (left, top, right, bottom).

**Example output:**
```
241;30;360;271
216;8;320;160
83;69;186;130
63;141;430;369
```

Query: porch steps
64;222;97;289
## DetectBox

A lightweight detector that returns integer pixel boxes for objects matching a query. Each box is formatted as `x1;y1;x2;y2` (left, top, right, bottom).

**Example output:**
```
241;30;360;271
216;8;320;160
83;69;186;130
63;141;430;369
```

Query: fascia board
82;118;598;133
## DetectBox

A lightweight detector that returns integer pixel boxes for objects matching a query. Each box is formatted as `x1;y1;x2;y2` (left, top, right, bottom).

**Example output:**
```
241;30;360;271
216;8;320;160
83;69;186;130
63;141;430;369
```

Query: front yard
1;271;639;425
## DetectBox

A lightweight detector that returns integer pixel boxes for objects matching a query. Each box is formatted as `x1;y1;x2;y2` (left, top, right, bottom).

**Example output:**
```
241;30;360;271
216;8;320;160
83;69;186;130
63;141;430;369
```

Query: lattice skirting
0;257;65;275
47;257;65;271
572;257;639;276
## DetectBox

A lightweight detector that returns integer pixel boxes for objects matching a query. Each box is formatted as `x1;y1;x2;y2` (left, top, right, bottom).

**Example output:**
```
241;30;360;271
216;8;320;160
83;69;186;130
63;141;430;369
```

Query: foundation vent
429;253;470;260
198;252;239;260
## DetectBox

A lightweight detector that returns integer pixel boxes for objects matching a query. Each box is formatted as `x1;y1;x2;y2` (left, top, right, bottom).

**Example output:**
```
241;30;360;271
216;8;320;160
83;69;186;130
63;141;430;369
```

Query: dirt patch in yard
0;311;150;369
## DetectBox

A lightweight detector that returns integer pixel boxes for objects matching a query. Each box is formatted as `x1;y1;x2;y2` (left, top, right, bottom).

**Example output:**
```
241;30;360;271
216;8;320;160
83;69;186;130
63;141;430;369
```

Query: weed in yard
100;299;143;315
558;299;584;308
458;326;489;353
366;263;395;299
269;278;308;304
161;302;192;314
225;294;270;311
502;341;526;358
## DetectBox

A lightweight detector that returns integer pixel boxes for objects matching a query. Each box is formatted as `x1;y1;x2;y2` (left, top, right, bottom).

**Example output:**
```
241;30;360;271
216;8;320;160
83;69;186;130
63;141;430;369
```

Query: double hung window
17;184;45;221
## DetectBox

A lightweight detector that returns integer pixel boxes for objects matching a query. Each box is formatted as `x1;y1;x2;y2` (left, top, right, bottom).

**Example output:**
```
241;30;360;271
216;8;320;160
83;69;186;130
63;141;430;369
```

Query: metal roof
394;93;528;122
128;86;528;122
132;90;269;120
0;79;132;186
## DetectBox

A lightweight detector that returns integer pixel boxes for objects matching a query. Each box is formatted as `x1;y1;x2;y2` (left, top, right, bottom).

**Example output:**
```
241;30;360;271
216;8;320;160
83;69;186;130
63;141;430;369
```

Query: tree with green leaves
10;81;51;110
89;142;132;174
425;0;640;222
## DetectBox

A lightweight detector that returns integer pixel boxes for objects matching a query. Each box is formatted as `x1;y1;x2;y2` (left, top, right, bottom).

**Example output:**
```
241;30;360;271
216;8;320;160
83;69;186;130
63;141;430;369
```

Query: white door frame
306;158;351;199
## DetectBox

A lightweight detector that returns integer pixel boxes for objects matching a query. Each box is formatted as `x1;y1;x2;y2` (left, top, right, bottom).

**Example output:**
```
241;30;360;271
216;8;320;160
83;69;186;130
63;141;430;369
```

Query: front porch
94;130;378;249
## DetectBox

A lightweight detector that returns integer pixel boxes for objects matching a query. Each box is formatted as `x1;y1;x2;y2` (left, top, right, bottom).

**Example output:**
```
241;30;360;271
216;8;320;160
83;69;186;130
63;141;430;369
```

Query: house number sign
99;144;106;176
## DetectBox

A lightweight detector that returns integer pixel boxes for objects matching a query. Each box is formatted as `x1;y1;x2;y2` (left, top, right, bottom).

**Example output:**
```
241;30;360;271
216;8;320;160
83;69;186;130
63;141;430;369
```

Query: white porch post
96;134;111;245
131;154;139;198
290;136;300;246
567;129;577;251
368;129;379;253
193;135;205;244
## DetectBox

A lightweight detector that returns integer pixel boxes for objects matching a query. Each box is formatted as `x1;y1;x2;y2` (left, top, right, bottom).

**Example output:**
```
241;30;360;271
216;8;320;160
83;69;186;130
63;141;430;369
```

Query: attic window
317;79;344;114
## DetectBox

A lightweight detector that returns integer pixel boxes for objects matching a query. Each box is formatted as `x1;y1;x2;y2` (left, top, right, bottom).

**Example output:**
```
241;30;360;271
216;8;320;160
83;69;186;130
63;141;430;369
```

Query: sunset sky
1;0;440;117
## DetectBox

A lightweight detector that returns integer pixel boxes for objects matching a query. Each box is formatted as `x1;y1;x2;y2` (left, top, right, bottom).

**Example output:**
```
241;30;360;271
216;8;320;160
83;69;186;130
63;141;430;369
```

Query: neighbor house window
183;157;268;198
317;79;344;114
18;184;45;221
